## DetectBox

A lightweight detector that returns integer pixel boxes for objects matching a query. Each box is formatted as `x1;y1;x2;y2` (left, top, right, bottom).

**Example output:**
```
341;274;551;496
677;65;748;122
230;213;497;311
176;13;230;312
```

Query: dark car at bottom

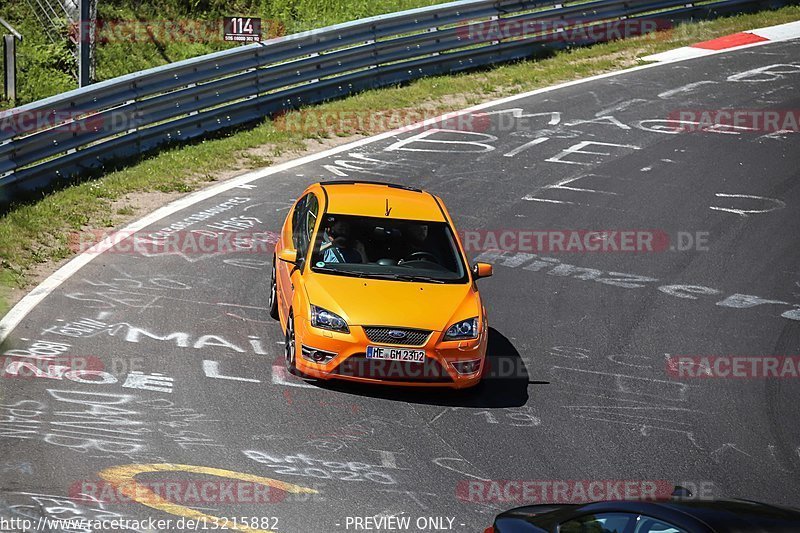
486;499;800;533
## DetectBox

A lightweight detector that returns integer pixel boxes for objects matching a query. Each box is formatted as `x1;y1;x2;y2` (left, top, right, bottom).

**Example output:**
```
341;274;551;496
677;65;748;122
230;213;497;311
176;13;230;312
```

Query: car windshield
309;214;467;283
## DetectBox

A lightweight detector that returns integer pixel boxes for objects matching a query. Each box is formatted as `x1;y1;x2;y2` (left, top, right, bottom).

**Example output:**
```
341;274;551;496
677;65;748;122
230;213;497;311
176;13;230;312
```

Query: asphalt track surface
1;39;799;533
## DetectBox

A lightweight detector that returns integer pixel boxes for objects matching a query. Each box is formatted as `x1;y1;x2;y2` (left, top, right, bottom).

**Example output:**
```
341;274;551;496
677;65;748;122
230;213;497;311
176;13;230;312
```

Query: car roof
318;181;446;222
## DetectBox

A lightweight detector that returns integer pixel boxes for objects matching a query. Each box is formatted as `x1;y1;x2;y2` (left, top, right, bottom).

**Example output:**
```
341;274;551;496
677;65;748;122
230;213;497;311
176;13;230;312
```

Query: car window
309;213;468;283
633;516;687;533
291;194;308;251
306;193;319;243
292;193;318;261
559;513;636;533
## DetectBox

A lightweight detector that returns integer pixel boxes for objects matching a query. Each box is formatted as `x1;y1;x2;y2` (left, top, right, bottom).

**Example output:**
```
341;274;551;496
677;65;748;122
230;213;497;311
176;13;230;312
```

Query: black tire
284;311;298;375
268;256;279;320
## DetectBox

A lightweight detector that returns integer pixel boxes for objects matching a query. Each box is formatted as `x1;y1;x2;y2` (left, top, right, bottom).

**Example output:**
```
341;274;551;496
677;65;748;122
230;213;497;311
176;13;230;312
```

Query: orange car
268;180;493;388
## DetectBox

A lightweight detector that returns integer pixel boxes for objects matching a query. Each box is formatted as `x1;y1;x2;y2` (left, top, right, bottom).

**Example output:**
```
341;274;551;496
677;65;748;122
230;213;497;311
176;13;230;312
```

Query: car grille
363;327;431;346
332;354;452;383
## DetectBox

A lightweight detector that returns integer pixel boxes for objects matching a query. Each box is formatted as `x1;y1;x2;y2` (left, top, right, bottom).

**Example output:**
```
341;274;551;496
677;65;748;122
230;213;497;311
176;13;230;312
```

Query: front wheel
268;256;279;320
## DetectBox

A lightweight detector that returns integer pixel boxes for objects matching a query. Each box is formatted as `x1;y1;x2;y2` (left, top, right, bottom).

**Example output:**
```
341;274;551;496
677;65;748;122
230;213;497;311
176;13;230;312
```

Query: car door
277;194;306;320
278;192;319;319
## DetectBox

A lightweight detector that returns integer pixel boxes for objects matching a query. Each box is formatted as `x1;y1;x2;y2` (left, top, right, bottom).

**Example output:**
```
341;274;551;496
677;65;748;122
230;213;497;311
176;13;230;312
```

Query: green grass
0;5;799;317
0;270;11;317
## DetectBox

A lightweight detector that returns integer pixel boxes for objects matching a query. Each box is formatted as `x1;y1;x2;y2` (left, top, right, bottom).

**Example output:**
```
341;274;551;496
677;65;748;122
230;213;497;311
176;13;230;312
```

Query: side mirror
277;248;298;265
472;262;493;280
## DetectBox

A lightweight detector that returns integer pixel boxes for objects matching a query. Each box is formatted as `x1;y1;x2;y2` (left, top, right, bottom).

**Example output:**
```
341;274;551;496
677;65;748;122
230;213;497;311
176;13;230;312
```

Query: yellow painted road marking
99;463;318;533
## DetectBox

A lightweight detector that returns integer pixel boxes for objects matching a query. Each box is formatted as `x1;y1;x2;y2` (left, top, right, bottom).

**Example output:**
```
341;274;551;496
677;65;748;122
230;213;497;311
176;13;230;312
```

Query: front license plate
366;346;425;363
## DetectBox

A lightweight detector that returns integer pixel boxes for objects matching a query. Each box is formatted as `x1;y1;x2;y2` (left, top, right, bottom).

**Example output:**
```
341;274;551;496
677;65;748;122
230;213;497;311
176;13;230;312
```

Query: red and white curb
643;20;800;62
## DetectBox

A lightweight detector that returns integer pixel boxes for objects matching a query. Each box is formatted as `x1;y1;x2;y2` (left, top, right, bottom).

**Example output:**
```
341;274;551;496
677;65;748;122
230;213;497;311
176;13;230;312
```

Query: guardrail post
1;17;22;103
3;35;16;102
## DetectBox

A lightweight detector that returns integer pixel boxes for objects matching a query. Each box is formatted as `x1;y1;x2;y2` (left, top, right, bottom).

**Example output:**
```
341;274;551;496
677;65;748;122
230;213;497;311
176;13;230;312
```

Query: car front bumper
294;318;487;389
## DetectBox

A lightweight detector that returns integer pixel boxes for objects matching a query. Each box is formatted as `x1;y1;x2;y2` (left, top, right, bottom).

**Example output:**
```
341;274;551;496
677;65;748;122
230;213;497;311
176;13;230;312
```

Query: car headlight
444;317;478;341
310;305;349;333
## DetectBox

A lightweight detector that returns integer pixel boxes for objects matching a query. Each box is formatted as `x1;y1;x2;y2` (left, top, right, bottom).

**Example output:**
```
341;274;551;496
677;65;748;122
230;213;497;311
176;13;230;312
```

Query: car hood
303;271;480;330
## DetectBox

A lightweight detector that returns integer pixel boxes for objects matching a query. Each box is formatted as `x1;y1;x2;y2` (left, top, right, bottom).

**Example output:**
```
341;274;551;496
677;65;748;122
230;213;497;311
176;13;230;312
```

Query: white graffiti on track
3;339;72;359
41;318;126;338
428;406;541;427
523;173;621;207
203;360;260;383
133;225;277;263
0;393;148;455
0;491;145;533
243;450;398;484
65;279;271;324
552;367;690;401
65;276;193;310
42;319;271;354
474;250;800;322
84;277;193;291
544;140;640;166
122;371;174;393
385;109;774;162
322;152;414;178
156;428;223;449
205;215;262;231
0;461;33;475
304;416;412;452
727;64;800;83
148;197;251;239
222;258;270;270
709;193;786;217
137;398;220;425
1;363;136;390
0;393;220;457
543;346;704;450
1;338;174;393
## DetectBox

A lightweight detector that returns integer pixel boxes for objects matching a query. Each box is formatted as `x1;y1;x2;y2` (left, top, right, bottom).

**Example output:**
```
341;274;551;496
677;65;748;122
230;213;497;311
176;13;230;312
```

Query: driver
320;219;367;263
407;223;429;247
398;222;439;263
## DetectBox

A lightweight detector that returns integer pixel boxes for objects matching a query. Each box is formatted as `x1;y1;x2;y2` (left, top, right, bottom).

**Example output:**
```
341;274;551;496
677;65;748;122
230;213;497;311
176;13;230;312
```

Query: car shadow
311;327;544;408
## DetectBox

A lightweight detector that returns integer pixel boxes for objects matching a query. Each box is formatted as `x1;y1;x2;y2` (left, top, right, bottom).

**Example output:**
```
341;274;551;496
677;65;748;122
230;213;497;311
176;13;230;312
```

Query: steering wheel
399;251;440;264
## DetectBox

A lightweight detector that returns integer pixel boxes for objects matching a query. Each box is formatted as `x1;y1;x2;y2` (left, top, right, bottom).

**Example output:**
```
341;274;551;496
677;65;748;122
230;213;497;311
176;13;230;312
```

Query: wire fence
20;0;95;80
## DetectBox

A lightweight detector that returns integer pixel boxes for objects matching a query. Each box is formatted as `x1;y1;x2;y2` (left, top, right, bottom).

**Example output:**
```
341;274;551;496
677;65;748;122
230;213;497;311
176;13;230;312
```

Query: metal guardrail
0;0;792;206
